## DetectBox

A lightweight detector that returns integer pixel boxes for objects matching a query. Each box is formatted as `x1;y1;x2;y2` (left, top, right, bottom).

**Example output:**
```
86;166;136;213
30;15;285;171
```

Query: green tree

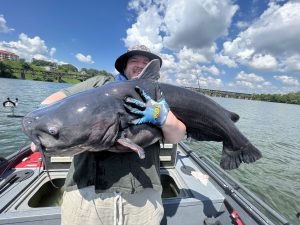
20;62;31;79
31;59;56;67
58;64;78;73
80;68;88;73
0;62;15;78
253;92;300;105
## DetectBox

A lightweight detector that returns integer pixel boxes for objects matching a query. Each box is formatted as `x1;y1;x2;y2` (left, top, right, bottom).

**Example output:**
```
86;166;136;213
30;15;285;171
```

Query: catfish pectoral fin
116;138;145;159
220;143;262;170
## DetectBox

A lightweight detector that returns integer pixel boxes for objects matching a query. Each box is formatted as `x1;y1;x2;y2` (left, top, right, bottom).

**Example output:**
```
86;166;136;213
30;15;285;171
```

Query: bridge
185;87;254;100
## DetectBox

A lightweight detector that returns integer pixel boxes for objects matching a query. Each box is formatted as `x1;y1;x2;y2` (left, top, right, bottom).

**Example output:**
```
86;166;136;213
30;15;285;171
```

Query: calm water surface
0;78;299;224
0;78;71;155
186;97;300;225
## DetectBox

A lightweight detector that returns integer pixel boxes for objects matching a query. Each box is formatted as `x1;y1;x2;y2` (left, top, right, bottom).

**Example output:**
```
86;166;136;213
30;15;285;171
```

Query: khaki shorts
61;186;164;225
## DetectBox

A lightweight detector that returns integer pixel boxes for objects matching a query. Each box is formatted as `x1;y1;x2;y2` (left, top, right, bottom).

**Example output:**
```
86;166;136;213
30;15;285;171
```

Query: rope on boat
39;148;60;189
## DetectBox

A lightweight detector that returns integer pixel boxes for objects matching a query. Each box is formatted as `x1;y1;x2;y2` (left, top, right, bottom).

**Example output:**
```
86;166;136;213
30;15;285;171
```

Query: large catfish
22;60;262;170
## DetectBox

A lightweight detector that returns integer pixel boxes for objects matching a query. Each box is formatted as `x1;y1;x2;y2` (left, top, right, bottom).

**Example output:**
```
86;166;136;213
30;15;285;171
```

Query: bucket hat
115;45;162;74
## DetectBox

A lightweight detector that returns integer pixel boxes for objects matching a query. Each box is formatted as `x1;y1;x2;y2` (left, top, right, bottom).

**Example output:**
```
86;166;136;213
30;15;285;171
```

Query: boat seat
160;143;177;168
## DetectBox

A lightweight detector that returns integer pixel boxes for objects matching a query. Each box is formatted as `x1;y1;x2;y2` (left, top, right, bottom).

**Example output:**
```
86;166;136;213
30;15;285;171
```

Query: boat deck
0;143;292;225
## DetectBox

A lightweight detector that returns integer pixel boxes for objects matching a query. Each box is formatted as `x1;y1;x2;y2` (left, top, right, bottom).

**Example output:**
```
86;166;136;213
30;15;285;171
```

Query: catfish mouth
41;143;92;157
31;135;90;157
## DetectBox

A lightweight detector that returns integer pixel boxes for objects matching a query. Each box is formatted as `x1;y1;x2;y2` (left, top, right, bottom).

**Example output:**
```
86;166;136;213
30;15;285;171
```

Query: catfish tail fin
220;142;262;170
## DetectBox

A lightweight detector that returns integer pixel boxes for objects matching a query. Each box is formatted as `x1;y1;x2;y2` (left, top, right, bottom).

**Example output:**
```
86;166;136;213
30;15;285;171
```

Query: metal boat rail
179;142;291;225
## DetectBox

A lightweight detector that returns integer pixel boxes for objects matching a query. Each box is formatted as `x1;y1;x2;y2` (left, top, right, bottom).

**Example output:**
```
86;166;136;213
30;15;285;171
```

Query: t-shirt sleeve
60;76;113;96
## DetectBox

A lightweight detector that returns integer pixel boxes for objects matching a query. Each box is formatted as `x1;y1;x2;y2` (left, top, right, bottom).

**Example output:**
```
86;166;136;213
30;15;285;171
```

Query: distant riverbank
0;59;113;84
249;91;300;105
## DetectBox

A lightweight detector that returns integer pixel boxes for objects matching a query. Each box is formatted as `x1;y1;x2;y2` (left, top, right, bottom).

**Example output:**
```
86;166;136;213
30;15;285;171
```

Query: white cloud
274;75;299;86
50;48;56;58
236;71;265;83
0;15;14;33
128;0;153;11
124;4;163;53
282;55;300;71
234;80;256;89
197;76;223;88
162;0;238;50
175;73;223;89
125;0;238;88
214;54;237;68
177;46;212;65
249;54;278;70
124;0;299;94
226;71;273;93
201;65;220;76
222;1;300;72
0;33;54;61
235;20;250;29
159;53;176;72
75;53;95;64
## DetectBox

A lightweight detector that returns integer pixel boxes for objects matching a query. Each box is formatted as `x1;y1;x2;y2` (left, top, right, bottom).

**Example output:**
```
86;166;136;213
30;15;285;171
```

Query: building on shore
0;50;19;61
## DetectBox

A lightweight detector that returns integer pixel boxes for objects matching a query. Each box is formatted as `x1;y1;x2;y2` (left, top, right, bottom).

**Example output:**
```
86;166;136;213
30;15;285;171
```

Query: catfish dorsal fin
133;59;160;81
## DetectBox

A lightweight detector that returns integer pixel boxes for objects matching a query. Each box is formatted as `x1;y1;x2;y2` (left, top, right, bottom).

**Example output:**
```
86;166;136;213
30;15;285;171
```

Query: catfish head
22;89;126;156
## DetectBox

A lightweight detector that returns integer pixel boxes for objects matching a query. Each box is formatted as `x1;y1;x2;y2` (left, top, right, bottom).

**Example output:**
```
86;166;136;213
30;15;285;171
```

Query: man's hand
124;86;170;128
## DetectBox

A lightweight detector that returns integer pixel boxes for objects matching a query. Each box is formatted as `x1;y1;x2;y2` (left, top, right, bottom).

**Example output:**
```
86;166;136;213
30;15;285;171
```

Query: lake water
0;78;299;224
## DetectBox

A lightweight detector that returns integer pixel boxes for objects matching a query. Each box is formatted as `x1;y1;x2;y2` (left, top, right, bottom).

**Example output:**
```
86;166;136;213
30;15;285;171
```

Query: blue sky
1;0;299;94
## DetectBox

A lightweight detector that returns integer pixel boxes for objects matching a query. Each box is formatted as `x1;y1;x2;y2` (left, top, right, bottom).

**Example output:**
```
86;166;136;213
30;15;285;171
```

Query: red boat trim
15;152;43;168
231;211;244;225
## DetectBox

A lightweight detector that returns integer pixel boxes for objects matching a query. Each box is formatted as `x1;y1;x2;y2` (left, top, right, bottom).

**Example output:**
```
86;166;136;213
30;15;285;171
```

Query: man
32;45;186;225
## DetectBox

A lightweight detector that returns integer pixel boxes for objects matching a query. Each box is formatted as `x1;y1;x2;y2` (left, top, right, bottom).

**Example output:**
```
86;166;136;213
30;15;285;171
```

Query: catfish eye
48;127;58;135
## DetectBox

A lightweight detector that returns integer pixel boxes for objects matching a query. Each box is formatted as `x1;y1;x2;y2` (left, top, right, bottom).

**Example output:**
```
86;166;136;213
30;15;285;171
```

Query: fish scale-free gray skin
22;60;262;170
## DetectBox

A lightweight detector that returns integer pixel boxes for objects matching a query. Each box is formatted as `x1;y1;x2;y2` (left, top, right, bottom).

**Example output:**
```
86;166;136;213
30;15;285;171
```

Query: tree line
252;92;300;105
0;58;113;84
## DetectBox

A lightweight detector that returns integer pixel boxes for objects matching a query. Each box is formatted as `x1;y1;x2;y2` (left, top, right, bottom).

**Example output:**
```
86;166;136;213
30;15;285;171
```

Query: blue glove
124;86;170;128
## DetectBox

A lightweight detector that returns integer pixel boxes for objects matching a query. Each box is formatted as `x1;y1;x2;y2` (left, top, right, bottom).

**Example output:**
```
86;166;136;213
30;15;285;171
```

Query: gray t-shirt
61;75;113;96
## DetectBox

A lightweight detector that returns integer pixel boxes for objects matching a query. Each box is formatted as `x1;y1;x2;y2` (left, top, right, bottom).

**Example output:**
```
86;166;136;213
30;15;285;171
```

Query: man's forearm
162;111;186;144
41;91;67;105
